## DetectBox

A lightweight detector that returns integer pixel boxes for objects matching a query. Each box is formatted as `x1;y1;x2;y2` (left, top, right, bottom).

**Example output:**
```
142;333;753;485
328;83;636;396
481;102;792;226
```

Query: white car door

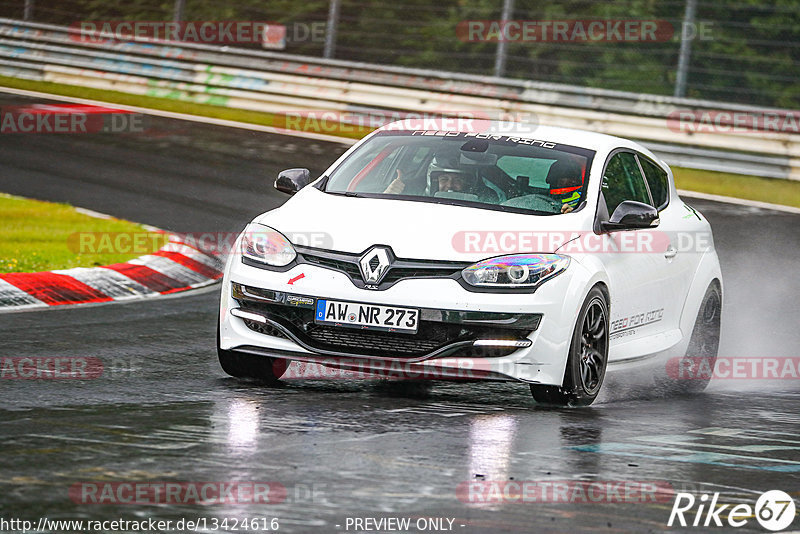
636;154;697;335
592;150;675;361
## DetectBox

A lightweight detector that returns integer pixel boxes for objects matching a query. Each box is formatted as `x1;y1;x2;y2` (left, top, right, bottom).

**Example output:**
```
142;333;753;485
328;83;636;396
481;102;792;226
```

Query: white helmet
427;150;478;194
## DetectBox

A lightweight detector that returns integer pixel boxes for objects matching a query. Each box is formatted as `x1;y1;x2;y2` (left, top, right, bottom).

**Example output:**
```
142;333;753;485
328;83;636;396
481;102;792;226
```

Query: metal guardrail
0;18;797;181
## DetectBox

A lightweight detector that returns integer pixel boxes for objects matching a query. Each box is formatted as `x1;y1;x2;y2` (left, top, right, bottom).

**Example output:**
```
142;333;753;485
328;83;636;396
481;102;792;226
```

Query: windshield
323;131;595;215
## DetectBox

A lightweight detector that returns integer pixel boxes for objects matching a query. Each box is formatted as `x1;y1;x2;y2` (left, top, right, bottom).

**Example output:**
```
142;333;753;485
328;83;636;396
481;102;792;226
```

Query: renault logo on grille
359;246;392;285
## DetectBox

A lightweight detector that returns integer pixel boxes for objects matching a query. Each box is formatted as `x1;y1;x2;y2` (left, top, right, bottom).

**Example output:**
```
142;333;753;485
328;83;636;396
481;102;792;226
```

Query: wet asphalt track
0;93;799;533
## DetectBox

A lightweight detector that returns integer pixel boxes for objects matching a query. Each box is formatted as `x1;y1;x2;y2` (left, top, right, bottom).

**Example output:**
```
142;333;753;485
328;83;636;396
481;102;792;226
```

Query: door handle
664;245;678;259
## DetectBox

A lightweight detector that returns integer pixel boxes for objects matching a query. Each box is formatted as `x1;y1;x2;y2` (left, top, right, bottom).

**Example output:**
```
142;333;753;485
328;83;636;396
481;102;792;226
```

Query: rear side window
601;151;651;215
638;157;670;210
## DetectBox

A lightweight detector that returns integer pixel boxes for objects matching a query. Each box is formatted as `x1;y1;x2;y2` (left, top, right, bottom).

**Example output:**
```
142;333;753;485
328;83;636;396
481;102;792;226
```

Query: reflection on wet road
0;92;798;533
1;335;798;533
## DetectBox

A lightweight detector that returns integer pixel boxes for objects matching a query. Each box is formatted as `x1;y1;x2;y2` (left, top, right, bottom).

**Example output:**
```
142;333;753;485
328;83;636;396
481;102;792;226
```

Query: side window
638;156;669;210
601;152;651;216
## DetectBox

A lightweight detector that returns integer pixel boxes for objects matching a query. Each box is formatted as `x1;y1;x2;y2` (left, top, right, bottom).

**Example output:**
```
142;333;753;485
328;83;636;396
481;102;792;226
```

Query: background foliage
1;0;797;108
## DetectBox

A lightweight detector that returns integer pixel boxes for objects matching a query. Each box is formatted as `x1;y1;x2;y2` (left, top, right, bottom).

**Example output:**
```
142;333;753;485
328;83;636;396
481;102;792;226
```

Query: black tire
217;329;286;385
375;379;433;398
531;287;609;406
664;283;721;394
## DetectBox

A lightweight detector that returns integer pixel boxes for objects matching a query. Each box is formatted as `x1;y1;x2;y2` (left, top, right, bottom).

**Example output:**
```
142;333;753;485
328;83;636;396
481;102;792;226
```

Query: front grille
296;246;469;289
234;299;532;359
300;253;361;279
304;324;444;355
381;267;463;284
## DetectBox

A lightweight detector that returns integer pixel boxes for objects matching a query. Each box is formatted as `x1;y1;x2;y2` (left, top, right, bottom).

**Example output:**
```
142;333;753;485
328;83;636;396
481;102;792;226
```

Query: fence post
173;0;186;23
493;0;515;77
674;0;697;98
324;0;341;59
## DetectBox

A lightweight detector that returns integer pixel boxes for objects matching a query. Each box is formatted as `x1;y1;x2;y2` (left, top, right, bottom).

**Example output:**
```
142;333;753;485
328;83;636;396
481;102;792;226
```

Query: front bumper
230;282;539;360
220;257;585;385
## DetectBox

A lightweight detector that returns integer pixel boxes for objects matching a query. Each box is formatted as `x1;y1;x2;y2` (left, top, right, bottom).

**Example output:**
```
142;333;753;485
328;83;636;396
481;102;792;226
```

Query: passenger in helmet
545;158;584;213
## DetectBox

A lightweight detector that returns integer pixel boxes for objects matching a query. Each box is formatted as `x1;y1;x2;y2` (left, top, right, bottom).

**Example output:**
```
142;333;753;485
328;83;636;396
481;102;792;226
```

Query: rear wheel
664;283;721;394
217;329;286;385
531;287;609;406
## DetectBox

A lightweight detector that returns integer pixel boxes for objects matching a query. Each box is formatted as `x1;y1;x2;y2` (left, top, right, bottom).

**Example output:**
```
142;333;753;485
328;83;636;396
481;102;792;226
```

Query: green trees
5;0;798;108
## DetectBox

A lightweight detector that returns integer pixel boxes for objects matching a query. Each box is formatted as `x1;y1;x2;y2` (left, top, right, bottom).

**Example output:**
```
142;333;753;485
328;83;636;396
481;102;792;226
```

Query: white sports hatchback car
218;121;722;405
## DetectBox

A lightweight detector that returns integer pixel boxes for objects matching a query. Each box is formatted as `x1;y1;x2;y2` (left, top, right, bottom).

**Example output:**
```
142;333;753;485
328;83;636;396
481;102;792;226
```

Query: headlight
240;223;296;267
462;254;570;289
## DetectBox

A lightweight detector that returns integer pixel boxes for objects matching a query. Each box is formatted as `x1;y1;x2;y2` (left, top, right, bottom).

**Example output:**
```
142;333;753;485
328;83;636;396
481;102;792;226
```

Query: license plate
315;299;419;334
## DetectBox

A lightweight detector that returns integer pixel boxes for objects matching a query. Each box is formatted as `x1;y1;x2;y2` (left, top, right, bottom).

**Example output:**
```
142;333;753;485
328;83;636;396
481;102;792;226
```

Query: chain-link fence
1;0;798;109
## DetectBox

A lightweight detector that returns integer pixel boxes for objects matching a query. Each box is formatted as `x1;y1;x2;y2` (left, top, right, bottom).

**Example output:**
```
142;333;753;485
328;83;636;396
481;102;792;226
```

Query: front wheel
531;287;609;406
217;329;286;385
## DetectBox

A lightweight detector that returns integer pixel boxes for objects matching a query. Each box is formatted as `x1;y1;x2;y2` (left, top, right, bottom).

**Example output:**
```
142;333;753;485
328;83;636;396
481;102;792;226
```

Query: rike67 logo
669;490;796;531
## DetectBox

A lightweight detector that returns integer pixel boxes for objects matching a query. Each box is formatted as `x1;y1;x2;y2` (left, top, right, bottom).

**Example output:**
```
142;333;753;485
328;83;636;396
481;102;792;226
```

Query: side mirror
275;168;312;195
600;200;659;233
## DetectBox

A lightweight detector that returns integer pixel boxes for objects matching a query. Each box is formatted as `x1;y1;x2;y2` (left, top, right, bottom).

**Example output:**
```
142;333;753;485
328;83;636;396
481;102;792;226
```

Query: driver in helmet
427;151;498;203
383;148;498;203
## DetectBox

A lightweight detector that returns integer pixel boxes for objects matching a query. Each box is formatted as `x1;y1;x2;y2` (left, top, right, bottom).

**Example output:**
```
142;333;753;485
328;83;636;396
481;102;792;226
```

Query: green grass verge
673;167;800;208
0;194;167;274
1;76;799;208
0;75;370;139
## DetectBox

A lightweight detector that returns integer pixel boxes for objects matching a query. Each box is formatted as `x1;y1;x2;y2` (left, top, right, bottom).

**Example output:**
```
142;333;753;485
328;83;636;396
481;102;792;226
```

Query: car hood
255;187;590;261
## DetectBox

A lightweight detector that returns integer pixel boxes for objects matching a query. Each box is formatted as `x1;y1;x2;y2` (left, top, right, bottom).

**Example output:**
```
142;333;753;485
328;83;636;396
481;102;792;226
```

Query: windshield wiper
325;190;362;198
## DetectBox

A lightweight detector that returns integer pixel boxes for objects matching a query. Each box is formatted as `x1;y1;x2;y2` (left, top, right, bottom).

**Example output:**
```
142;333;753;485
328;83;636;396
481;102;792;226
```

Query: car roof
376;120;658;162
